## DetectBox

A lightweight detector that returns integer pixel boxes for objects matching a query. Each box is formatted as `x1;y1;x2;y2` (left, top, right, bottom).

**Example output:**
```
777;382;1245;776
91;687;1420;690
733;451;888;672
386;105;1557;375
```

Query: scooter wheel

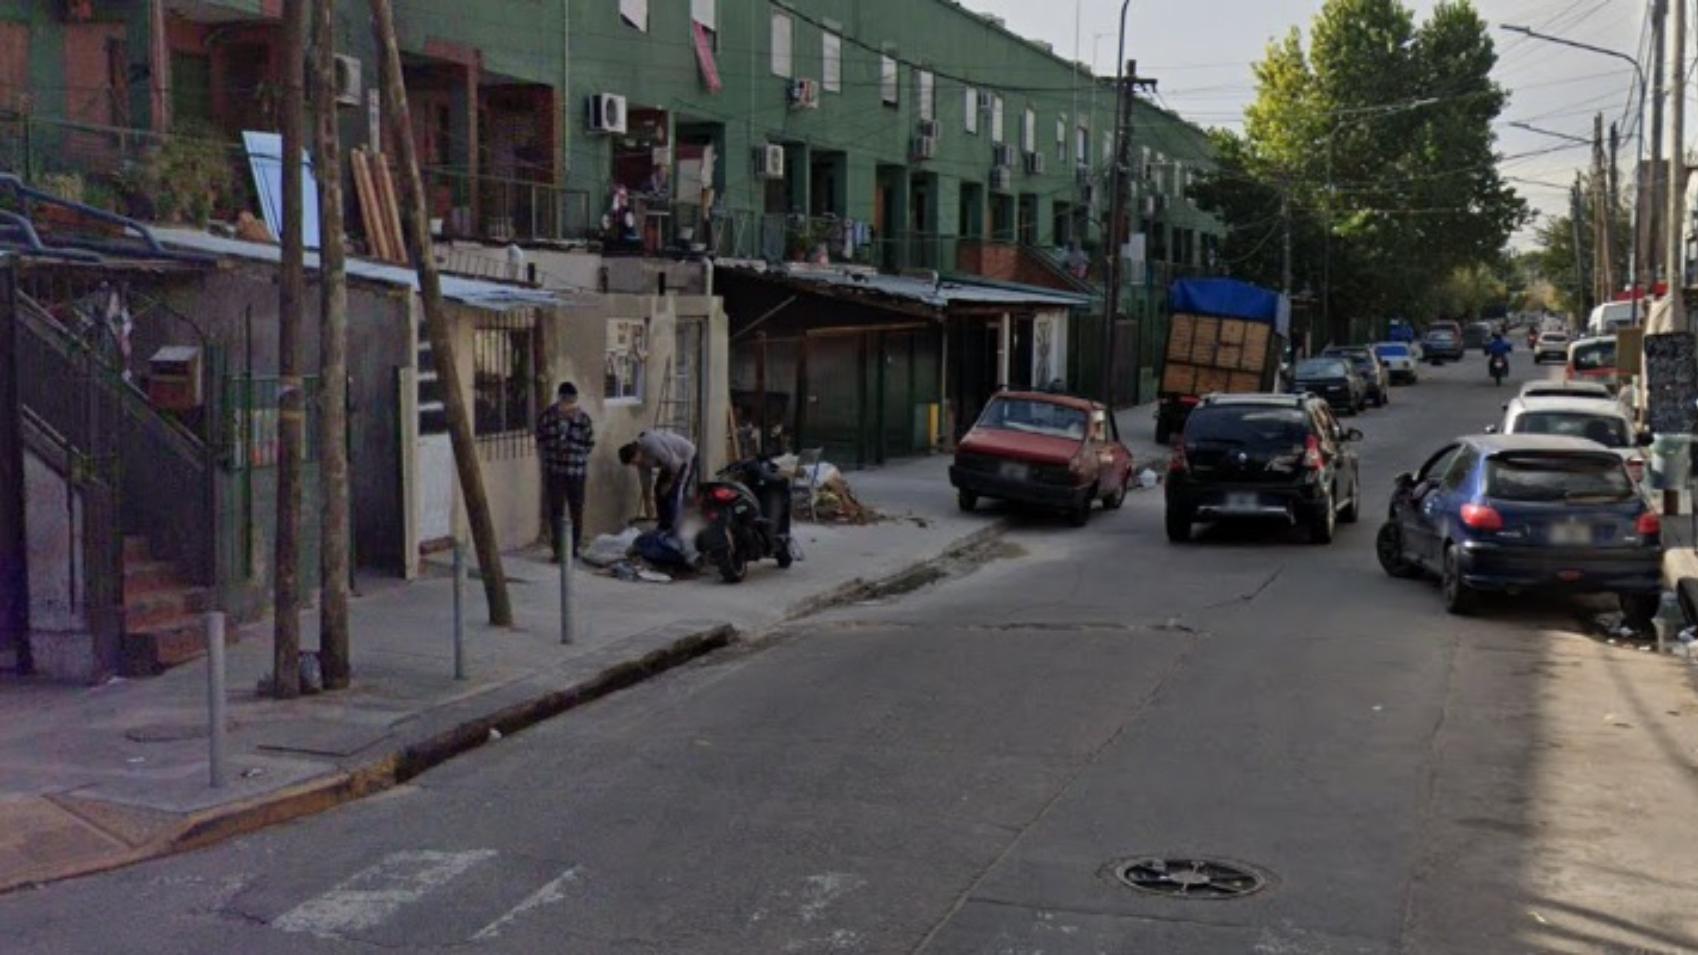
716;547;747;583
776;540;794;569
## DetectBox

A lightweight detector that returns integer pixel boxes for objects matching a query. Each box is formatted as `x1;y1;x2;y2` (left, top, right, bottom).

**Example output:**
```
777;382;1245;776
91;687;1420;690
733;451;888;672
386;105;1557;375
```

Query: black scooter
695;457;795;583
1488;352;1508;386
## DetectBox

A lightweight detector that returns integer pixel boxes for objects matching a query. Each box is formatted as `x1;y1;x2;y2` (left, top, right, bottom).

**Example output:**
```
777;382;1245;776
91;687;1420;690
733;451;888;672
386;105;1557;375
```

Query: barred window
605;318;648;403
473;311;538;457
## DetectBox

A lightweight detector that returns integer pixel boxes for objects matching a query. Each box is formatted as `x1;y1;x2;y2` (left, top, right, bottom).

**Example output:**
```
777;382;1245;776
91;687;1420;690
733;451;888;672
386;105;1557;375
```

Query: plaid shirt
536;404;594;478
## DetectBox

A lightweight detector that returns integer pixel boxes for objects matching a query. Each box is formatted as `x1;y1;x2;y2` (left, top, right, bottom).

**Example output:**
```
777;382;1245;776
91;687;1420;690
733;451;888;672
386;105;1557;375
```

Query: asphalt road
7;353;1698;954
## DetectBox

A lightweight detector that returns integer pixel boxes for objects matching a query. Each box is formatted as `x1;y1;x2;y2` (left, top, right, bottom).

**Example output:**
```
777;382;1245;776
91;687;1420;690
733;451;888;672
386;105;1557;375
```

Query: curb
1;519;1002;896
0;623;734;896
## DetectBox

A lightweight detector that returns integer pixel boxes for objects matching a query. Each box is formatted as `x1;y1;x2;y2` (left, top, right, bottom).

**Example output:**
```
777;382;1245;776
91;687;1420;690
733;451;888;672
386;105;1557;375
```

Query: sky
960;0;1658;249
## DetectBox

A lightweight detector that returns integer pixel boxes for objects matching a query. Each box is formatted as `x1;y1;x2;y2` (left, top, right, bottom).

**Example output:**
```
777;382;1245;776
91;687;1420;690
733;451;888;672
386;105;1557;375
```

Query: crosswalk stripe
471;866;581;941
273;849;498;939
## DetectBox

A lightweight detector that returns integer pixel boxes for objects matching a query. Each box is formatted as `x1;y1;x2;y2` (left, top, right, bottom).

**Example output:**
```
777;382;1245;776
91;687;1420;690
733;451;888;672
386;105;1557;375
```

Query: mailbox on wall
146;346;202;411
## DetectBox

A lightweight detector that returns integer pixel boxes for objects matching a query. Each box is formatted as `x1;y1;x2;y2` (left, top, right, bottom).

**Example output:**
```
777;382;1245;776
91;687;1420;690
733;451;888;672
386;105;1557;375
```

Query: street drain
1109;857;1268;900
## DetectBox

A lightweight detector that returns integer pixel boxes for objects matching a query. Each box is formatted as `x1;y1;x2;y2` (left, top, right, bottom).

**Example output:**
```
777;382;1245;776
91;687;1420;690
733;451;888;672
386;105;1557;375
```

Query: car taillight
1637;511;1661;537
1626;458;1646;483
1460;503;1503;531
1168;444;1188;473
709;486;739;503
1302;435;1323;471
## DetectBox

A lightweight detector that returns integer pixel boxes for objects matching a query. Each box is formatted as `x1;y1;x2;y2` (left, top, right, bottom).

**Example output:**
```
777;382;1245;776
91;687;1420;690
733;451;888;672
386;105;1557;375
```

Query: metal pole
558;508;574;645
1668;0;1687;332
451;538;466;679
206;611;227;787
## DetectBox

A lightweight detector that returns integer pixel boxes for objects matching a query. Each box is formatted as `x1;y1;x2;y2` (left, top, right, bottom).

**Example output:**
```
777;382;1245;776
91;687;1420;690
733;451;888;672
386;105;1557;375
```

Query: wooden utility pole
1668;0;1687;330
1593;113;1613;301
368;0;513;624
1572;175;1590;314
314;0;350;688
1649;0;1667;285
272;0;308;698
1100;59;1154;410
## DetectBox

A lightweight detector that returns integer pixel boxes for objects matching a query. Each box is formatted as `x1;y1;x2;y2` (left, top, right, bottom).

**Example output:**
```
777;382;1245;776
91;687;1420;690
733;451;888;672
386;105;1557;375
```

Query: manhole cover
1110;857;1267;900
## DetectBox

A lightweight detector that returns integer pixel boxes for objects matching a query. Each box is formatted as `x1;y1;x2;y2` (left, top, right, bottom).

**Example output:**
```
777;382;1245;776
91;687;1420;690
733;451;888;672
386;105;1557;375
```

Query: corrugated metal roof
722;261;1089;309
153;228;562;311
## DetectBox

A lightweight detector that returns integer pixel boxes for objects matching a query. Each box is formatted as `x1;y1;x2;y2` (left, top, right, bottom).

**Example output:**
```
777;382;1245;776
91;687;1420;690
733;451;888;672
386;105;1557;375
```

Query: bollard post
452;538;466;680
559;509;574;645
206;611;227;788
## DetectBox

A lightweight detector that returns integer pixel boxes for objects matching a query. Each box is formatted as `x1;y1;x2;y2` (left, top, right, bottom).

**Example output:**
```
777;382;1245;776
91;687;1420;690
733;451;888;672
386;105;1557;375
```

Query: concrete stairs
120;536;218;676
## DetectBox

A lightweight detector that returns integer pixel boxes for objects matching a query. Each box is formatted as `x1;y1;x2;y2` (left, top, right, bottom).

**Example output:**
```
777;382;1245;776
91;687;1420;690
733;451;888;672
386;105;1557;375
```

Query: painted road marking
272;849;498;940
471;866;582;941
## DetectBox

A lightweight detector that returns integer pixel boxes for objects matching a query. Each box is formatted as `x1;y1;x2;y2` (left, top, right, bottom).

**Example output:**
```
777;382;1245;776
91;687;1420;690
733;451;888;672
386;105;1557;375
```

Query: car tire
1165;506;1192;543
957;489;978;512
1067;498;1091;527
1376;523;1419;578
1154;417;1172;446
1442;543;1474;614
1378;389;1388;407
1103;477;1127;510
775;538;795;569
1339;483;1360;524
1308;493;1336;545
1619;592;1660;627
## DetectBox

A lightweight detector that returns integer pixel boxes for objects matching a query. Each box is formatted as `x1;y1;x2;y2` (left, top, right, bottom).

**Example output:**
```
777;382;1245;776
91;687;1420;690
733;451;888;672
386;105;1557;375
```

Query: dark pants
655;462;693;532
545;473;585;558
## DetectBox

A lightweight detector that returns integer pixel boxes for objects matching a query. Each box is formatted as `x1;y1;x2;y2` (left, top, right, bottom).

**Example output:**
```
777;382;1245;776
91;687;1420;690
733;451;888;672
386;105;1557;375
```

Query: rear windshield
1185;406;1310;449
976;397;1087;439
1510;410;1631;447
1486;453;1633;502
1524;385;1604;399
1540;333;1568;342
1571;340;1616;370
1425;330;1456;341
1373;344;1409;357
1295;358;1349;377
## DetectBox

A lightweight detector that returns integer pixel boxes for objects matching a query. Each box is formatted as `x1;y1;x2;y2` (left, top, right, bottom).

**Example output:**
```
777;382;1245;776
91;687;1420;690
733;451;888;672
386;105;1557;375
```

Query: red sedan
949;391;1134;526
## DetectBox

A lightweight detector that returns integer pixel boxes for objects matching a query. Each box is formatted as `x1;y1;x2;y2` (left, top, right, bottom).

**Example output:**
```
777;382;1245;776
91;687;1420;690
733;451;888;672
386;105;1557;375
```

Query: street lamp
1500;23;1648;324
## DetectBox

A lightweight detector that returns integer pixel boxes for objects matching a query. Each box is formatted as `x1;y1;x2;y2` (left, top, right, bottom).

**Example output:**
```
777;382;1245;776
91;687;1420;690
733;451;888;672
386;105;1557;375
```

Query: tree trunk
272;0;308;698
367;0;513;624
314;0;351;688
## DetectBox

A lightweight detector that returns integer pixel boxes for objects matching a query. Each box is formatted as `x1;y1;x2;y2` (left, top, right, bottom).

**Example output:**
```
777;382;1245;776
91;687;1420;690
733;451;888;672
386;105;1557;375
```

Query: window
991;95;1004;142
1076;124;1088;164
1021;107;1035;154
822;31;841;92
880;54;898;105
1056;115;1066;161
605;318;648;403
690;0;715;29
917;69;934;122
1103;136;1112;162
964;86;978;133
1175;162;1186;200
770;10;792;77
472;315;538;455
619;0;647;32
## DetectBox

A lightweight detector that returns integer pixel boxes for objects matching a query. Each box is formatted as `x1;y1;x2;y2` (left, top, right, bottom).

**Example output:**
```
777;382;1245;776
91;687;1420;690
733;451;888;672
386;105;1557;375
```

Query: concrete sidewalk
0;458;999;893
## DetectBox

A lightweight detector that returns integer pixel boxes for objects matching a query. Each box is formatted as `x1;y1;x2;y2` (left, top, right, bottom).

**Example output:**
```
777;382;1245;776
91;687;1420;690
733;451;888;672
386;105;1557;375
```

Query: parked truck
1154;278;1286;445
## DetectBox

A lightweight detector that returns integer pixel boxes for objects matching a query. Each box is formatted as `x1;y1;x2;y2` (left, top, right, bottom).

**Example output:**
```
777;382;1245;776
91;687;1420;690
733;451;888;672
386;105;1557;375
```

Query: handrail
0;173;215;264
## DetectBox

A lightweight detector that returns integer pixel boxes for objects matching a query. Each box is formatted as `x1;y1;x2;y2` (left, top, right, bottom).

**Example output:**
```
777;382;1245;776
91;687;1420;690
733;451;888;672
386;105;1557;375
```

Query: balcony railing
422;167;591;243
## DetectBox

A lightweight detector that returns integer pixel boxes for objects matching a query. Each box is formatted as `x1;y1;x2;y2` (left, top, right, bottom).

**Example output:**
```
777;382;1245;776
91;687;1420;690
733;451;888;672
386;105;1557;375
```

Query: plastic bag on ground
581;528;641;568
1138;468;1160;489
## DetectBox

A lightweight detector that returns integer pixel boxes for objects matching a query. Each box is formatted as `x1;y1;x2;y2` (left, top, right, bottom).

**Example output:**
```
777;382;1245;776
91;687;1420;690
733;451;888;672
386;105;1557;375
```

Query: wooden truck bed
1160;313;1277;397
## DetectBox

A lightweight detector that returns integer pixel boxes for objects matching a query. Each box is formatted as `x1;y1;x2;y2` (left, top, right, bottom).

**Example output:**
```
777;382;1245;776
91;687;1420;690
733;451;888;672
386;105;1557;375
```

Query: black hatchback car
1166;393;1364;544
1289;356;1366;414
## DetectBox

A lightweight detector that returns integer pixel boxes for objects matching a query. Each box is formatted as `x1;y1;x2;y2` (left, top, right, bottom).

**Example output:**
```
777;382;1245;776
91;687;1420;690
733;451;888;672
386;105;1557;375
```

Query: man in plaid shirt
536;382;594;561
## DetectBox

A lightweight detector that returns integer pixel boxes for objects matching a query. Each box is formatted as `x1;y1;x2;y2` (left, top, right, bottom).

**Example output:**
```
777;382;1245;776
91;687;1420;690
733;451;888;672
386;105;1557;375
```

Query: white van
1585;300;1637;337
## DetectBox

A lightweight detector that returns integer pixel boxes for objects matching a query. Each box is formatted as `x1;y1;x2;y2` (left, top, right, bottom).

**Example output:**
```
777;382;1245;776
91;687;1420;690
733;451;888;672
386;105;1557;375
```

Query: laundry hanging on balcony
692;21;723;93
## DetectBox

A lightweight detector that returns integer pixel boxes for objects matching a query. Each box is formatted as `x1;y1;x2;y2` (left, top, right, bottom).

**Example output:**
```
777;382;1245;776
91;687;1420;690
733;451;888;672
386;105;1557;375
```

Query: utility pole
272;0;307;699
314;0;351;689
1281;182;1293;364
1649;0;1667;287
1593;113;1613;302
1572;175;1590;315
369;0;513;624
1668;0;1687;330
1101;55;1155;410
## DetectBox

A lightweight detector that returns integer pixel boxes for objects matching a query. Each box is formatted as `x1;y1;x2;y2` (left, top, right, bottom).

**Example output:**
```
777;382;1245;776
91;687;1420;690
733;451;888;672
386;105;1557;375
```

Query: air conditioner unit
755;143;786;179
990;166;1012;191
333;54;362;108
992;142;1015;167
1023;152;1045;175
916;118;939;139
788;78;820;109
585;93;627;135
911;134;938;161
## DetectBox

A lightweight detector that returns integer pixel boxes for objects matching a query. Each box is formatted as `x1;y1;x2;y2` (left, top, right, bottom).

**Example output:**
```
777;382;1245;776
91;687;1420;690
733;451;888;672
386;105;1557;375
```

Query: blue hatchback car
1376;434;1662;620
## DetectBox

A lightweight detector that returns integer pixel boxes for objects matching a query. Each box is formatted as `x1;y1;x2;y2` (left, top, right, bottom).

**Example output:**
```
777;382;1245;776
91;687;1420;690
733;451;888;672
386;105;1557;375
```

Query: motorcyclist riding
1486;332;1511;384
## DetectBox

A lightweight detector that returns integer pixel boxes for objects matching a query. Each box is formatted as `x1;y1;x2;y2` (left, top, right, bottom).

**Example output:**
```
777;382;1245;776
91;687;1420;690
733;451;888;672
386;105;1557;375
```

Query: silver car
1494;395;1649;484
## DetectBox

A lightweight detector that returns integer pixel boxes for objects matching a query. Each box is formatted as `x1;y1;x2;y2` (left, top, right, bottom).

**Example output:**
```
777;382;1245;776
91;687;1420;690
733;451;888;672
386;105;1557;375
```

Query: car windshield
1510;411;1631;447
1426;330;1456;342
1374;344;1409;357
1486;453;1633;502
1572;341;1616;370
1185;406;1309;450
1295;358;1349;377
975;397;1087;439
1541;333;1568;342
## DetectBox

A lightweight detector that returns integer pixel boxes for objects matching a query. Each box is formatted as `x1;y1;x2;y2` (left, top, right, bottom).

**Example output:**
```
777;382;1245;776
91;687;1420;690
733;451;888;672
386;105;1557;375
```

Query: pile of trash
578;526;697;583
774;454;880;525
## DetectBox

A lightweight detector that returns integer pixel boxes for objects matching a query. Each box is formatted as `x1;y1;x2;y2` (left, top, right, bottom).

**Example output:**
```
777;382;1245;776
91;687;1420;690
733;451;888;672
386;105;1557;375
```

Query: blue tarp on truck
1169;278;1281;324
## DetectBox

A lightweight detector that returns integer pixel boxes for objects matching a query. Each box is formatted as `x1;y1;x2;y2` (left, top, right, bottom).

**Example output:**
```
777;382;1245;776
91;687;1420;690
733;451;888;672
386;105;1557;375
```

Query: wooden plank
1216;343;1243;370
1241;323;1272;370
1218;318;1246;345
1168;314;1198;362
349;150;389;263
1196;366;1230;395
1227;370;1262;392
1189;317;1220;364
371;151;406;263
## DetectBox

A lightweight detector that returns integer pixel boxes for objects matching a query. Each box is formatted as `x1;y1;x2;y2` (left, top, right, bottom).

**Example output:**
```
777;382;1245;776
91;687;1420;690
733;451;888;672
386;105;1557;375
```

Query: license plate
1548;522;1589;545
1224;492;1260;511
999;460;1029;480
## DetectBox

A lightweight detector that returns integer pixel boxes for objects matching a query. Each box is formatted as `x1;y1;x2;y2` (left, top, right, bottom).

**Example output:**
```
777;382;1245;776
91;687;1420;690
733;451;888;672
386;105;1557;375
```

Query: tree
1529;171;1630;316
1194;0;1529;339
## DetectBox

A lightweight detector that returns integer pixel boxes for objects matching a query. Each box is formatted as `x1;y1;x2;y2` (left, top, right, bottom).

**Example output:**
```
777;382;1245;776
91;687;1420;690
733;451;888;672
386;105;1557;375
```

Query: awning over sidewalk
719;261;1091;315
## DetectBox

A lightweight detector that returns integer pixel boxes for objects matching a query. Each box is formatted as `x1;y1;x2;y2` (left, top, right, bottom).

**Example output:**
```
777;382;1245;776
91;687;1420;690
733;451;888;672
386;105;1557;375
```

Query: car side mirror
1484;424;1499;434
1345;427;1364;442
1394;471;1415;491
